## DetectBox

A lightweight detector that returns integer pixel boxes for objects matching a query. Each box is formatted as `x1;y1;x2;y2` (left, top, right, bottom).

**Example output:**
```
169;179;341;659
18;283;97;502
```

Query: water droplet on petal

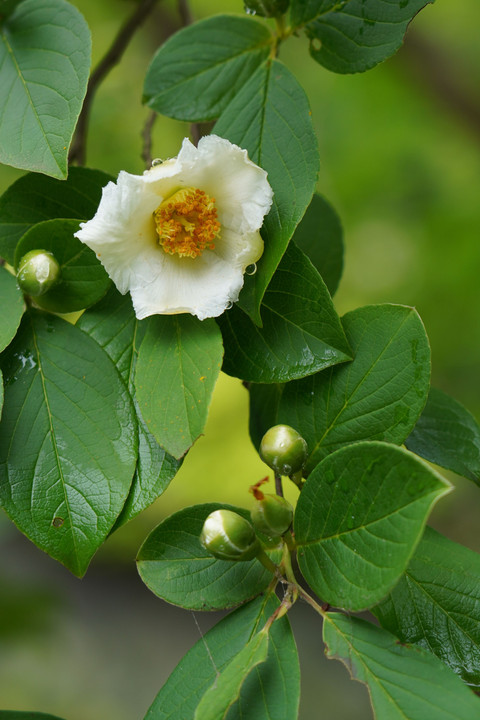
225;301;234;310
245;263;257;276
151;158;163;167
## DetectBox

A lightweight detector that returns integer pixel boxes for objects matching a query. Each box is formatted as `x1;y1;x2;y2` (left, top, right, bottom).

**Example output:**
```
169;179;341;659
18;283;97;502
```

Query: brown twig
69;0;159;166
141;110;158;168
178;0;193;26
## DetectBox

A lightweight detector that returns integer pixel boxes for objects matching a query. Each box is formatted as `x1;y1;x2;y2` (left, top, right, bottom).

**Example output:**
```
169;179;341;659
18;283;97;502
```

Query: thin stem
298;585;329;618
141;110;157;168
257;547;281;576
69;0;159;166
275;473;283;497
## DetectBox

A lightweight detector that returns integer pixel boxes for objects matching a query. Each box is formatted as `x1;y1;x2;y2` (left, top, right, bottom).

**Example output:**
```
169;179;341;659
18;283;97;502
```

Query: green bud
17;249;60;297
251;494;293;538
259;424;308;476
199;509;260;562
244;0;289;18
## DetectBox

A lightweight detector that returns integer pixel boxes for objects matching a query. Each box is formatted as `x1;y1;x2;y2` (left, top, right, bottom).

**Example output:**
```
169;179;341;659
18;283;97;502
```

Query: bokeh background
1;0;480;717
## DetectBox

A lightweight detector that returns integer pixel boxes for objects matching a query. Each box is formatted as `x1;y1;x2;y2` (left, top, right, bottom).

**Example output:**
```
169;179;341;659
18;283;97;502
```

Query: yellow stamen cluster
153;187;220;259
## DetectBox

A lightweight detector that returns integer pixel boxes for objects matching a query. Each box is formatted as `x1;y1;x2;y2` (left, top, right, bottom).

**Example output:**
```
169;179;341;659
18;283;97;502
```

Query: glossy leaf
135;314;223;459
291;194;344;296
405;387;480;486
215;59;319;324
14;219;111;312
248;382;283;451
278;304;431;474
137;503;277;611
77;287;181;526
374;527;480;687
0;0;91;178
0;167;112;265
290;0;338;29
0;266;24;352
0;311;138;576
305;0;434;74
144;594;300;720
295;442;450;611
324;613;480;719
218;243;351;383
195;628;269;720
144;15;272;122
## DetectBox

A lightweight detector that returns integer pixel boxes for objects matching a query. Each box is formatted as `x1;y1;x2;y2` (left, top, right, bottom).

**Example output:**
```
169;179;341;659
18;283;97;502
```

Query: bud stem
257;548;280;575
275;472;283;497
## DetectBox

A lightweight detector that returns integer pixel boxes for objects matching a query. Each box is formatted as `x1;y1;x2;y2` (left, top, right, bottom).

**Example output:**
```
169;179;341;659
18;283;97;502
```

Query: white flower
75;135;273;320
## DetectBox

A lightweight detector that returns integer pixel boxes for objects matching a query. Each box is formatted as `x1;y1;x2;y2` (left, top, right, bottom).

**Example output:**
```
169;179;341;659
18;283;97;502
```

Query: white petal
213;228;263;270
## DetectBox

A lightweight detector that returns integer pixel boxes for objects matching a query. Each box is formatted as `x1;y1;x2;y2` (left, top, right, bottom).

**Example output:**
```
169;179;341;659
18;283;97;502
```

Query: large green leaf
144;15;272;122
137;503;276;611
405;388;480;486
248;382;283;451
218;243;351;383
0;0;91;178
291;194;344;296
135;314;223;459
304;0;434;74
77;287;181;526
195;628;269;720
0;266;24;352
374;527;480;687
14;219;111;313
295;442;450;611
0;311;138;576
289;0;338;29
324;613;480;720
0;167;112;265
278;304;431;474
215;59;319;324
144;595;300;720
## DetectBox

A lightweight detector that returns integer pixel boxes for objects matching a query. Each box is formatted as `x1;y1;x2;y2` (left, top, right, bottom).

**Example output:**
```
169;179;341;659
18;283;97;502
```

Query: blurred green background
1;0;480;718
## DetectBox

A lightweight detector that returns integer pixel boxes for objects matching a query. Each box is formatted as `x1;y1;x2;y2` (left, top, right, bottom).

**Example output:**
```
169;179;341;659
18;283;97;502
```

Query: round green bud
199;509;260;562
17;249;60;296
259;424;308;476
251;494;293;538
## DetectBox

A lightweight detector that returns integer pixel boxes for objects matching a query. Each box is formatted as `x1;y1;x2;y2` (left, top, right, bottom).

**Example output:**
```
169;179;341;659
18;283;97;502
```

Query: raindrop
245;7;256;14
245;263;257;276
283;464;292;475
151;158;163;166
225;301;234;310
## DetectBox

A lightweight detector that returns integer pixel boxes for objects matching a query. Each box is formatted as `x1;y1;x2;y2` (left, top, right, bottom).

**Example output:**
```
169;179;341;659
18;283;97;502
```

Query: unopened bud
17;249;60;297
251;494;293;538
199;509;260;561
259;424;308;476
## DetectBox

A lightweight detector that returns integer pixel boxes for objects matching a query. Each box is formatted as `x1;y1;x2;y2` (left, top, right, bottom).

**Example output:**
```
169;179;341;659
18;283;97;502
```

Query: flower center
153;187;221;259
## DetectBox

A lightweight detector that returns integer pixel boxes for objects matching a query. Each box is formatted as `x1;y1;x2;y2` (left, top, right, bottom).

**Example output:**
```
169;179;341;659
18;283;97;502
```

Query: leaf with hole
215;59;319;325
0;311;138;576
295;442;450;610
0;0;91;178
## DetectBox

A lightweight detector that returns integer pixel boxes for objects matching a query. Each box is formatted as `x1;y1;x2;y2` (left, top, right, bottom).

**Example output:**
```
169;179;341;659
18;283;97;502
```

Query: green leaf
0;266;24;352
13;218;111;312
295;441;450;611
373;527;480;687
137;503;277;611
0;311;138;576
405;388;480;486
291;193;344;296
77;287;181;526
144;15;273;122
323;613;480;720
278;303;431;474
144;594;300;720
0;167;112;265
0;713;67;720
0;0;91;178
248;382;283;451
0;0;23;20
195;628;269;720
218;243;351;383
135;314;223;459
215;59;319;325
304;0;434;74
290;0;338;29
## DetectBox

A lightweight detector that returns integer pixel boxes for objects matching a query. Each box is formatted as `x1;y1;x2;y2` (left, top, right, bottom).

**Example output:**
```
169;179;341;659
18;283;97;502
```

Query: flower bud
259;424;308;476
244;0;289;17
17;249;60;297
199;509;260;562
251;494;293;538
